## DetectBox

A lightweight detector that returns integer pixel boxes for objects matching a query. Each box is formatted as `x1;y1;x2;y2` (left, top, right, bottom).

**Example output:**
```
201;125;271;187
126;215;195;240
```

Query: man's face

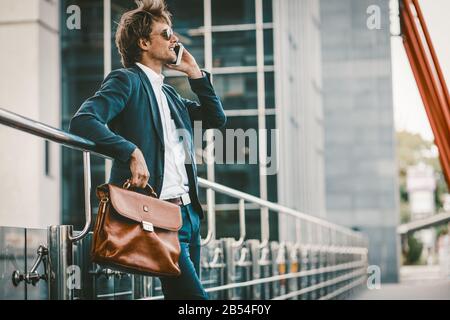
145;21;178;64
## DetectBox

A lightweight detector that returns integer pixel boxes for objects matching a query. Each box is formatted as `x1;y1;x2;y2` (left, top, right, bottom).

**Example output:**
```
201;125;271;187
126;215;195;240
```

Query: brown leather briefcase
91;180;182;277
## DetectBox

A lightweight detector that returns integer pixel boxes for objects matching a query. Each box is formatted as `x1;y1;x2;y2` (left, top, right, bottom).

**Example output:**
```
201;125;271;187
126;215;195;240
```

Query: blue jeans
159;203;209;300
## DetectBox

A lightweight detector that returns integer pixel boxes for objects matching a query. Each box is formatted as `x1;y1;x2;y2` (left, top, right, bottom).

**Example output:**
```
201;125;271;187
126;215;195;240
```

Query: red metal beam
400;0;450;187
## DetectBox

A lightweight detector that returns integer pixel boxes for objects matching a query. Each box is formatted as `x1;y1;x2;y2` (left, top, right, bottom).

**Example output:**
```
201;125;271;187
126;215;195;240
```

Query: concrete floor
354;265;450;300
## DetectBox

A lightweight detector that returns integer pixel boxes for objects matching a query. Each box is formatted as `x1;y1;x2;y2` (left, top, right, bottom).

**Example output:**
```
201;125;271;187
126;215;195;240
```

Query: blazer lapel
136;68;164;146
162;86;185;129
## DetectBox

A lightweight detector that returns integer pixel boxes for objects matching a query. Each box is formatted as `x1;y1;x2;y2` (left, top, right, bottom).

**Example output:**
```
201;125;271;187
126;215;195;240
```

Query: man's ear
138;38;150;51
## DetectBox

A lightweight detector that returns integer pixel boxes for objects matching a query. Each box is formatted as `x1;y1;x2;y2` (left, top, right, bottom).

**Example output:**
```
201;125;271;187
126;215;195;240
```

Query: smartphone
172;43;184;66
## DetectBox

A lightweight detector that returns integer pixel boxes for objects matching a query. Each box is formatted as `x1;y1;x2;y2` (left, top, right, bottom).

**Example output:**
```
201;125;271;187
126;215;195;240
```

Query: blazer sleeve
68;69;137;163
181;71;227;129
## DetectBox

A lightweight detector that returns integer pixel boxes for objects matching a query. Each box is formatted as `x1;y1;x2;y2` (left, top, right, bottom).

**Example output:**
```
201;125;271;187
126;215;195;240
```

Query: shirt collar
136;62;164;86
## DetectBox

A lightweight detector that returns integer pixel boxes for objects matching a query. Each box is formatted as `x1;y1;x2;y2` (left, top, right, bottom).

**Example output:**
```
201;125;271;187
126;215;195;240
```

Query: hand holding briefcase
91;180;182;277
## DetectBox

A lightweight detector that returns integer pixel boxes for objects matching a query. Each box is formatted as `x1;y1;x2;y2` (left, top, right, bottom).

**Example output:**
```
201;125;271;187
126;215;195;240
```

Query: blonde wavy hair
115;0;172;68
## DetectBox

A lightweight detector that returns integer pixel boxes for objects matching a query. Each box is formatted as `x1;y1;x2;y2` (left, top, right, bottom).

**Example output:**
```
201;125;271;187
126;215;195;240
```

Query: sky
391;0;450;142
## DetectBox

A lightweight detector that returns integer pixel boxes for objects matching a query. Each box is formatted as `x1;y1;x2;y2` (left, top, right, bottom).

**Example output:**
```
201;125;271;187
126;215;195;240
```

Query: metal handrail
143;259;368;300
198;177;365;246
0;107;366;246
200;188;215;246
0;107;101;243
0;107;224;247
397;211;450;235
69;151;92;242
0;108;104;156
0;107;369;300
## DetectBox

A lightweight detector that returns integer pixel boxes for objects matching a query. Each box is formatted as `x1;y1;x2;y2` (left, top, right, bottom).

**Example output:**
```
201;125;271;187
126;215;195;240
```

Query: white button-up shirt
136;63;189;199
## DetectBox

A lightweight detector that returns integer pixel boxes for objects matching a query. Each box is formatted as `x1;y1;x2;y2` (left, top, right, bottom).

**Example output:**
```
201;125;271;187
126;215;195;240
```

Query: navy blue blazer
69;64;226;218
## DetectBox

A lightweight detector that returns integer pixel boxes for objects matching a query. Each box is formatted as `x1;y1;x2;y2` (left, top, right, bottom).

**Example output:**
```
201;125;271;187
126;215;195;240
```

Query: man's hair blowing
115;0;172;68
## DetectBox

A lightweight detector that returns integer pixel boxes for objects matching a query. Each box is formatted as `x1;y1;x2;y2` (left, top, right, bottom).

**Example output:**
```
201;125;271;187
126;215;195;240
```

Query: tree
396;131;448;223
404;234;423;265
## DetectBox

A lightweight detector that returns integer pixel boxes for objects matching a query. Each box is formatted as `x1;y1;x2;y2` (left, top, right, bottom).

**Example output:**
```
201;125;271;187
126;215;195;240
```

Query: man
69;0;226;300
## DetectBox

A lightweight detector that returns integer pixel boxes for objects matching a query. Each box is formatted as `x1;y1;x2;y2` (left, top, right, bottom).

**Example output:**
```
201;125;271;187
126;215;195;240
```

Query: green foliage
396;131;448;224
400;202;411;224
435;225;449;239
396;131;434;176
404;234;423;265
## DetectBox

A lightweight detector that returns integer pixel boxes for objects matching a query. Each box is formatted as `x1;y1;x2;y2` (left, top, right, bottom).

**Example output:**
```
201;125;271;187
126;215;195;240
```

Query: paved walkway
354;265;450;300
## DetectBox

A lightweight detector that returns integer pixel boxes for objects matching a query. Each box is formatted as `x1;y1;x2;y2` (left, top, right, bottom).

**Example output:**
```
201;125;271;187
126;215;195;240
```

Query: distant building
442;194;450;212
320;0;400;282
406;162;436;220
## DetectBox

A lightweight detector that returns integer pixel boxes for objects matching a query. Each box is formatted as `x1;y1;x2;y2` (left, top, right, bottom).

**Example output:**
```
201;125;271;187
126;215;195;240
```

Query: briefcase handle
123;179;158;198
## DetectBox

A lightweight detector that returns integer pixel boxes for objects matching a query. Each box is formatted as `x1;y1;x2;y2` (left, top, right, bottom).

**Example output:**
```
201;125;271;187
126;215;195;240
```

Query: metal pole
255;0;270;250
295;218;301;244
233;199;247;248
48;151;92;299
317;224;323;247
47;225;73;300
201;188;216;246
103;0;112;181
200;0;216;247
70;151;92;242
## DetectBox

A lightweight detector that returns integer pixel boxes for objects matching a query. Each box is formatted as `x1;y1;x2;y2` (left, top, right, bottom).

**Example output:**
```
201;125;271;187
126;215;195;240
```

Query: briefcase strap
123;179;158;198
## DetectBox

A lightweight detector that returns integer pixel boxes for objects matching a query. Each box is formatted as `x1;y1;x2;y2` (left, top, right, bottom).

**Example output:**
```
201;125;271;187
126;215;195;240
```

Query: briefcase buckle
142;221;154;232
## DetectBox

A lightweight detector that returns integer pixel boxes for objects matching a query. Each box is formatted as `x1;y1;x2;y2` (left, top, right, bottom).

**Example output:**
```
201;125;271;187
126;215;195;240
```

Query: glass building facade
61;0;278;240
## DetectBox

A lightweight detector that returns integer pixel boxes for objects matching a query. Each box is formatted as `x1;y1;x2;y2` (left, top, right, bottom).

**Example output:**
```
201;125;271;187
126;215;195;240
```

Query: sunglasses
159;28;174;41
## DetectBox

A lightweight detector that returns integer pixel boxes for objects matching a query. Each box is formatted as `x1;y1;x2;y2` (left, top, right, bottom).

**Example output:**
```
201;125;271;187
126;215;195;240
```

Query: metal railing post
47;225;73;300
295;218;301;245
233;199;247;248
48;151;92;299
201;188;216;246
260;206;270;248
70;151;92;242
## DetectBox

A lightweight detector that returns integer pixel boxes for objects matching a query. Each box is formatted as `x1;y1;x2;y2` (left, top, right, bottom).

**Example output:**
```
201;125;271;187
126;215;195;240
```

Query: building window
45;141;51;177
61;0;105;228
212;0;256;25
212;31;257;67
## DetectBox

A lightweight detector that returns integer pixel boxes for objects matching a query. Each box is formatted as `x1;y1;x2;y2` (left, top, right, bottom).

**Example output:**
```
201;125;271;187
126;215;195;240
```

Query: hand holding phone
172;43;184;66
165;44;202;78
